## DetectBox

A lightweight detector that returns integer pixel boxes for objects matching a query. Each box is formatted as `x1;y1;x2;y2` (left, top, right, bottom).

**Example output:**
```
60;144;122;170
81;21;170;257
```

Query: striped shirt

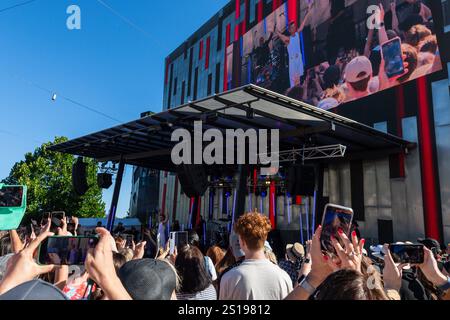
176;284;217;301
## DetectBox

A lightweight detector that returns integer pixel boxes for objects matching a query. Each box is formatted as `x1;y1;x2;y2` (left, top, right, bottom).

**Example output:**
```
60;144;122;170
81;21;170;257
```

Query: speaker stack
177;165;209;198
97;173;113;189
285;165;316;197
72;157;89;196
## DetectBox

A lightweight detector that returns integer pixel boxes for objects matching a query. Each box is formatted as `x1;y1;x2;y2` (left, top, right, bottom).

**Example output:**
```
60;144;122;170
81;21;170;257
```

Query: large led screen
226;0;443;111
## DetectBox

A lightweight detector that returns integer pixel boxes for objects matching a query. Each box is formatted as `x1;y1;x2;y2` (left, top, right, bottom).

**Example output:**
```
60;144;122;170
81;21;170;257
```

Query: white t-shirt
219;259;293;300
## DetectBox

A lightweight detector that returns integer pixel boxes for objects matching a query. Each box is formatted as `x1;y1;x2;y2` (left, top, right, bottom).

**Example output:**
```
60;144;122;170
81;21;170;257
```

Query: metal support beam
258;144;347;164
106;157;125;232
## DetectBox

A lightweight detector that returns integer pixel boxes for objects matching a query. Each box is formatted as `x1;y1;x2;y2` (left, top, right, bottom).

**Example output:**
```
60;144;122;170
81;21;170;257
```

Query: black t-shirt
400;268;431;300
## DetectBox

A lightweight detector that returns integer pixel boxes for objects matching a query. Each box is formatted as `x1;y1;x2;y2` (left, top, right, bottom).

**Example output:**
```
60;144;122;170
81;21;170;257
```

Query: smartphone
38;236;99;266
381;37;404;78
51;211;66;229
389;244;425;264
0;186;24;208
169;231;188;255
126;234;134;247
320;204;354;252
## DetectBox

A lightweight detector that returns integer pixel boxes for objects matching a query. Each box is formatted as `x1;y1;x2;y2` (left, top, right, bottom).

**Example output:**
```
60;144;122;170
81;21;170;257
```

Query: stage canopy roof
49;85;415;172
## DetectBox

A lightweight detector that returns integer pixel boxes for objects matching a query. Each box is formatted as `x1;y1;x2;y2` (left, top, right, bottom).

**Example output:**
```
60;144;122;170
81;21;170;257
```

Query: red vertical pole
205;37;211;69
223;24;231;91
199;39;204;60
416;77;442;242
257;0;263;22
288;0;298;24
269;181;276;229
235;0;241;19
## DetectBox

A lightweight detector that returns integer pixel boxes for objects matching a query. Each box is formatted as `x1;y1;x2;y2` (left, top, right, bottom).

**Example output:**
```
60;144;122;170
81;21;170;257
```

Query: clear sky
0;0;229;218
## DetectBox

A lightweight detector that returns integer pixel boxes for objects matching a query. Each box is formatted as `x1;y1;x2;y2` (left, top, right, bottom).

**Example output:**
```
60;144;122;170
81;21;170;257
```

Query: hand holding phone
381;37;404;78
169;231;188;255
38;236;99;266
389;244;425;264
320;204;354;253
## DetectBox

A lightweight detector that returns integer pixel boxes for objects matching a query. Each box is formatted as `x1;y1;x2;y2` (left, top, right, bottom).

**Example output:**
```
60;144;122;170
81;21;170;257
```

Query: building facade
144;0;450;247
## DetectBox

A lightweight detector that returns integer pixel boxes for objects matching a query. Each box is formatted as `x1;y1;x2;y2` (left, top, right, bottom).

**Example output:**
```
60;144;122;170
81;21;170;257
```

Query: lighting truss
259;144;347;164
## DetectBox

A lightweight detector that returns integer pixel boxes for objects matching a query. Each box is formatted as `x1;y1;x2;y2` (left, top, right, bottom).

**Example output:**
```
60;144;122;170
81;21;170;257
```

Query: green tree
1;137;105;222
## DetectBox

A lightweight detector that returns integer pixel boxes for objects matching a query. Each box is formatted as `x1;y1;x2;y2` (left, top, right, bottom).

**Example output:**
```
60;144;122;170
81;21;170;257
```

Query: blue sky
0;0;229;218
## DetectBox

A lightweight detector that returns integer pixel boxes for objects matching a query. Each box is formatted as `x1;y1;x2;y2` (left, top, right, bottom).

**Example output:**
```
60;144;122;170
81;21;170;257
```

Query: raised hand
0;226;55;295
325;229;365;273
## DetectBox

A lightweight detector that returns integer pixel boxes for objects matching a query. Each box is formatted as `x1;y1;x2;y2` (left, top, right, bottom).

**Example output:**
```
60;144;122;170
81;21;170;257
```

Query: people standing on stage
276;2;313;88
157;211;169;249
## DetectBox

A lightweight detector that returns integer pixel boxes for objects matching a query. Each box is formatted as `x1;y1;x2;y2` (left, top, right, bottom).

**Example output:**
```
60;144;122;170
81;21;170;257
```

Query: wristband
299;277;316;295
438;276;450;292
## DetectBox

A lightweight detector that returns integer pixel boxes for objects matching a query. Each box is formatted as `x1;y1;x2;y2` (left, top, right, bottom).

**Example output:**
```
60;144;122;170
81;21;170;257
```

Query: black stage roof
49;85;415;172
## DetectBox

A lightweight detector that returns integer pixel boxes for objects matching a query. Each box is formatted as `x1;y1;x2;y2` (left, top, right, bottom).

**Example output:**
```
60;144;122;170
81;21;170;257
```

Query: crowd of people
0;210;449;301
244;0;442;111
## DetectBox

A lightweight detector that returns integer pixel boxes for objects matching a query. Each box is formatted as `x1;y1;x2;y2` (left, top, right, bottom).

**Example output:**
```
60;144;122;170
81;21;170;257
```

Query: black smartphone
169;231;188;255
389;244;425;264
50;211;65;229
126;234;134;247
38;236;99;266
320;204;354;252
381;37;404;78
0;186;23;207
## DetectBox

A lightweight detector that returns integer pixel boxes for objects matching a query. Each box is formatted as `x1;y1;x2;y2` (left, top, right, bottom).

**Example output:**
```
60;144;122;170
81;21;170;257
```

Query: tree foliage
1;137;105;222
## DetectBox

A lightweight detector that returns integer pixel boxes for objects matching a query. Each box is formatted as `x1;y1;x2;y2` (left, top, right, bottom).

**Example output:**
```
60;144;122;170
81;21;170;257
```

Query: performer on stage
276;3;313;88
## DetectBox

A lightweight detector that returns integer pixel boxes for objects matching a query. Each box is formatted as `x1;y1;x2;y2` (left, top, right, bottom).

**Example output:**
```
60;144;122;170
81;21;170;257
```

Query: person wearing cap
276;2;313;88
343;55;374;103
219;212;292;300
279;243;305;286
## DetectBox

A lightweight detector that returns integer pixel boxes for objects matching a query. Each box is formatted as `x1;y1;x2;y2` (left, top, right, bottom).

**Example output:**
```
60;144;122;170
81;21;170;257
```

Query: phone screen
389;244;424;264
169;231;188;255
382;38;404;78
126;235;134;247
321;204;354;252
38;236;99;266
0;186;23;208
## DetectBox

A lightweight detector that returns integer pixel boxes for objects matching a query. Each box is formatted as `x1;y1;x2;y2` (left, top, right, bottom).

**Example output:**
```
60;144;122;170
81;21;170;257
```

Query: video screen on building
226;0;443;111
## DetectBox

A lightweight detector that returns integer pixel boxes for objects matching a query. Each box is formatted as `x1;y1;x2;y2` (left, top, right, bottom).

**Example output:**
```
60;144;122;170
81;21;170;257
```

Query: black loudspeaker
295;165;316;197
177;165;208;198
286;166;297;196
72;157;89;196
97;173;113;189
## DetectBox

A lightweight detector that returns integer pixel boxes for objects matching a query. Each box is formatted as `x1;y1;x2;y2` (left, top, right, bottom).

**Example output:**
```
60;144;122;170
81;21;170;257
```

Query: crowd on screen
246;0;441;110
0;209;449;301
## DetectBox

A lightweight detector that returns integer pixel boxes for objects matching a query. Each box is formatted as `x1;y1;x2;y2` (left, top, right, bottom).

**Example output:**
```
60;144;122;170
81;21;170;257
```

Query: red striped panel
235;0;240;19
288;0;298;24
223;24;231;91
269;181;276;229
273;0;281;10
257;0;263;22
295;196;302;206
234;24;240;41
199;39;204;60
205;37;211;69
417;77;442;242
